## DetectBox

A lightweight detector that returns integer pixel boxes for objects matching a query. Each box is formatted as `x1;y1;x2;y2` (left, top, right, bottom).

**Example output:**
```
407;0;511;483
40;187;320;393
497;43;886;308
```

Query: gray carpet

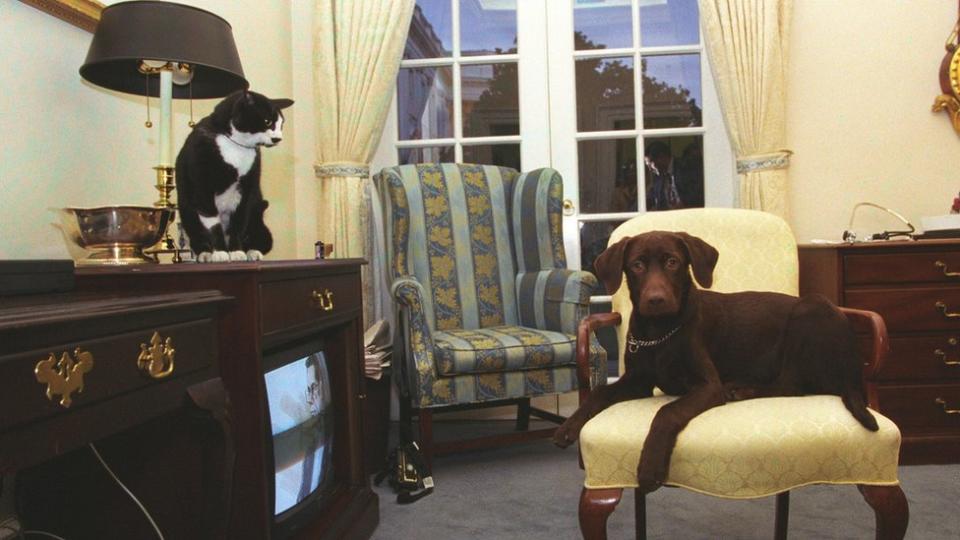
371;421;959;540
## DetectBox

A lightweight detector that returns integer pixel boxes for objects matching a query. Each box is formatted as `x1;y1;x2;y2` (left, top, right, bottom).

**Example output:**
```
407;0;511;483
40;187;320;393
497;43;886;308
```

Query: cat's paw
246;250;264;261
197;251;230;263
228;250;247;262
197;251;231;263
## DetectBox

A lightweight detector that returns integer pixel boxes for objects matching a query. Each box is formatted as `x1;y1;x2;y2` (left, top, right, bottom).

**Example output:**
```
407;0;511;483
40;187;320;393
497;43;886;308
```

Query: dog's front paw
636;473;663;495
228;250;247;262
636;462;666;494
553;419;584;449
245;249;264;261
197;251;230;263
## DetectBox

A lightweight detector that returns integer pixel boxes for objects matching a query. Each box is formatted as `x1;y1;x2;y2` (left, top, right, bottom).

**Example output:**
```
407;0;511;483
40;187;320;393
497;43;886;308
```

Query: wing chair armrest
838;306;889;384
390;276;440;405
516;269;599;334
576;312;622;403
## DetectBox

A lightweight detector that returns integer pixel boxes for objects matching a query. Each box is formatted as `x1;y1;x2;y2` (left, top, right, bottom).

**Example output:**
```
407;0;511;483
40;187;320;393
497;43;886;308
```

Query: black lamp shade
79;1;248;99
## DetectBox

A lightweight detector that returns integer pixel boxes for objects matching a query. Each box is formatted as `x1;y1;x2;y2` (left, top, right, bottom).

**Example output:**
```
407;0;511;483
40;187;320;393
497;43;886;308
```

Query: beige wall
3;0;956;256
0;0;298;260
787;0;960;242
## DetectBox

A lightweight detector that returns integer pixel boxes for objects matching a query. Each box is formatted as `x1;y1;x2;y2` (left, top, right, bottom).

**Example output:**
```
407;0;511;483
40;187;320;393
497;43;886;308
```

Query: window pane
574;0;632;51
398;146;455;164
460;0;517;56
406;1;453;59
640;0;699;47
642;54;702;129
576;56;635;132
462;143;520;170
578;138;637;214
398;66;454;140
462;63;519;137
643;136;703;211
580;220;626;283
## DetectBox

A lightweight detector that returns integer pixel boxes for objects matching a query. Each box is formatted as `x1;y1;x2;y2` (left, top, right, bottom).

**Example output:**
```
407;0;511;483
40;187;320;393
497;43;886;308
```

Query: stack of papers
363;319;392;380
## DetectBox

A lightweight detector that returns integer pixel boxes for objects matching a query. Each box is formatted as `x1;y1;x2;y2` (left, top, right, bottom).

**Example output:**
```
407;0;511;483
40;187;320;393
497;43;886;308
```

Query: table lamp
73;0;248;263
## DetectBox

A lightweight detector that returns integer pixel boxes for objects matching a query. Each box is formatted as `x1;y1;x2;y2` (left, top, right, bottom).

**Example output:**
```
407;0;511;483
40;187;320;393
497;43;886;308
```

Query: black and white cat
175;90;293;263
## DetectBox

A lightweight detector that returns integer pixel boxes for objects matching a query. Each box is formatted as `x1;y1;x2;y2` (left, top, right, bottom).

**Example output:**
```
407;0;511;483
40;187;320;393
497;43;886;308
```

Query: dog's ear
675;232;719;289
272;98;294;110
593;237;630;294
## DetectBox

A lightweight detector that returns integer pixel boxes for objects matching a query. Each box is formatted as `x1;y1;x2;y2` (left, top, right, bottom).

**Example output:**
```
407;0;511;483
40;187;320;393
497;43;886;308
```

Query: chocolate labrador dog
553;231;878;493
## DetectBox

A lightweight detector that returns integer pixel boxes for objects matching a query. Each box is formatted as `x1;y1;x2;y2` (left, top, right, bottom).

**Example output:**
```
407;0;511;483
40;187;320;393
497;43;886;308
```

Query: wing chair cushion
579;395;901;498
433;326;577;376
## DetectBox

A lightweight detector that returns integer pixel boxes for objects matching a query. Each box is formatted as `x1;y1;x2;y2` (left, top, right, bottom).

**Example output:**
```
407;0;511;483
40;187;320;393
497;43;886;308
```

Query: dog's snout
271;137;282;144
646;294;666;307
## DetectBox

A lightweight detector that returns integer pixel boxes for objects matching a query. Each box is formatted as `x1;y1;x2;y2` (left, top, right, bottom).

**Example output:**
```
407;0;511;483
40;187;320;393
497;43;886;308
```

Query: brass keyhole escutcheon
312;289;335;312
137;331;176;379
35;348;95;408
562;199;575;216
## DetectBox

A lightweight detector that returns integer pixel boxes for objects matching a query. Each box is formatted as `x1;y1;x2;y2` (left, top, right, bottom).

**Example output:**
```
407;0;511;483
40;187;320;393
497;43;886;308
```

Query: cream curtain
313;0;415;324
699;0;793;219
313;0;414;255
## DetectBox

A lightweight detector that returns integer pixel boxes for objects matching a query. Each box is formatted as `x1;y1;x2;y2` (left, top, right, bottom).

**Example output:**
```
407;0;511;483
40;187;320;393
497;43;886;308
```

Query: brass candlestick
145;165;185;263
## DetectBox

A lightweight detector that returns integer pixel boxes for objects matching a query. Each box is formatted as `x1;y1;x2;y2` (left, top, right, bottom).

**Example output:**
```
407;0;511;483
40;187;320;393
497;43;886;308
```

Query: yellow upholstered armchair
573;208;908;540
375;163;607;466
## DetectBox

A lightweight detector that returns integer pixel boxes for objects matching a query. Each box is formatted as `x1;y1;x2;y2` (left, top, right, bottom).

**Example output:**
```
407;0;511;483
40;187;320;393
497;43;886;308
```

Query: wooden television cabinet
76;259;377;539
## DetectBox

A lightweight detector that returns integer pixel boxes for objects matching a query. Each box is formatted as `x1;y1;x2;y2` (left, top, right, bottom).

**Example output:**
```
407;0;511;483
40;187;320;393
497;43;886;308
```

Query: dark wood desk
1;289;233;538
75;260;377;540
799;239;960;464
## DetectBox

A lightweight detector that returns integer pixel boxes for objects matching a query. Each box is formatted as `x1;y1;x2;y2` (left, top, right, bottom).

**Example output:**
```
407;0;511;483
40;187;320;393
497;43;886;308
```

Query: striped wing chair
375;163;607;465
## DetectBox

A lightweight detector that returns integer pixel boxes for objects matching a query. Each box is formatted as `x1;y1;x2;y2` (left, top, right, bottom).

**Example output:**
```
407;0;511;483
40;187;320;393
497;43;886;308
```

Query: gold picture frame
19;0;104;33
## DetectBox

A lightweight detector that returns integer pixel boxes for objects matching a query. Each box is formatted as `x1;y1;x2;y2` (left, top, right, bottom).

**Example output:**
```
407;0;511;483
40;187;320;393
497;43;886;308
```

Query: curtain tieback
315;161;370;178
736;150;793;174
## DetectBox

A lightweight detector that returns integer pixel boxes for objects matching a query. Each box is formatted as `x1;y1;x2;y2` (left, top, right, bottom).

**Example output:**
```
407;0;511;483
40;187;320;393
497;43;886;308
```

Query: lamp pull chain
188;80;196;128
144;74;153;128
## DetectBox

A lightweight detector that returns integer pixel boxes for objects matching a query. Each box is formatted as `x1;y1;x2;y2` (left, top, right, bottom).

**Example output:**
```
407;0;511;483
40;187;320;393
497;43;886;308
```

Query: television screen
264;351;334;516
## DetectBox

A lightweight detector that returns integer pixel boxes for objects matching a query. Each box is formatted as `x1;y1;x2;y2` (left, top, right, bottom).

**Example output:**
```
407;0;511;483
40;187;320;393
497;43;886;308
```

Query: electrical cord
842;202;916;242
88;443;165;540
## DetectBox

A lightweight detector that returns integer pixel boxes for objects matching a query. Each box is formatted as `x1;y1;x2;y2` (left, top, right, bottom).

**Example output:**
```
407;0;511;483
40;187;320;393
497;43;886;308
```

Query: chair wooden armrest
576;312;622;403
838;307;889;410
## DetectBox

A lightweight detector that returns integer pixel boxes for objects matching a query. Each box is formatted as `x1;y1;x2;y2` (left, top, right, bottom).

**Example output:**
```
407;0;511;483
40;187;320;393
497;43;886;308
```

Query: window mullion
452;0;463;162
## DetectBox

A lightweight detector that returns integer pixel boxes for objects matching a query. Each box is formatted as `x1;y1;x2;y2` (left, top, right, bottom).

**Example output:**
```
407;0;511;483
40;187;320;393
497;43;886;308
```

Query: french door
376;0;734;283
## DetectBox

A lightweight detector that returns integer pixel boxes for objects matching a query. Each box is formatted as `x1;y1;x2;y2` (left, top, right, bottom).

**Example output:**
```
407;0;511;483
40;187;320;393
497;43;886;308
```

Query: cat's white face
230;114;284;148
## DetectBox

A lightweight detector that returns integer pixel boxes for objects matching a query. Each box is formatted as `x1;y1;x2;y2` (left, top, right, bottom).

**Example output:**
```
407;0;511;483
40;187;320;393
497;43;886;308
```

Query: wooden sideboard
1;289;233;538
799;239;960;464
75;260;377;540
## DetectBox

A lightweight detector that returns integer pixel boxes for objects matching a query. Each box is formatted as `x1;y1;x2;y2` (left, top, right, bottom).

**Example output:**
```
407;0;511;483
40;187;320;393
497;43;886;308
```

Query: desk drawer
845;251;960;285
877;384;960;434
845;287;960;332
0;319;216;432
880;334;960;381
260;273;357;335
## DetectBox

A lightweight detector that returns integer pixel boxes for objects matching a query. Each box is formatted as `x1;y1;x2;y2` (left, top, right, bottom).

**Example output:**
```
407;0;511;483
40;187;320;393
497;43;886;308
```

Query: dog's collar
627;325;682;351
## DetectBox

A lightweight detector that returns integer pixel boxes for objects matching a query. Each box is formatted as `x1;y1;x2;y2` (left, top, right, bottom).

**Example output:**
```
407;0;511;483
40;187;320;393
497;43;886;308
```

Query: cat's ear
272;98;294;110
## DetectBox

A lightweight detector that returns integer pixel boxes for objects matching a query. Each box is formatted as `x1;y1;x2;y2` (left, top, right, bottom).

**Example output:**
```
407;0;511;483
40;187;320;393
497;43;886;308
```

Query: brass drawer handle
35;348;94;408
935;397;960;415
935;301;960;318
137;331;176;379
935;260;960;277
935;337;960;366
312;289;334;312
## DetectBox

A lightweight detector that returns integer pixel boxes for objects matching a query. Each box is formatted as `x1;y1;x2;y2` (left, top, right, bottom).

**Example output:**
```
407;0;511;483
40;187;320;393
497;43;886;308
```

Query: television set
263;338;337;538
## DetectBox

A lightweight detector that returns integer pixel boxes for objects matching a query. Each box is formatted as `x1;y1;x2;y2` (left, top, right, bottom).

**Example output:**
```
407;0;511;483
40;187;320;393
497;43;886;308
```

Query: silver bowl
58;206;174;265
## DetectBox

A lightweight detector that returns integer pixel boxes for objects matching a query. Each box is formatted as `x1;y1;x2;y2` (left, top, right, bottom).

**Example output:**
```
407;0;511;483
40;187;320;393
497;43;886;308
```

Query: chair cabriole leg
858;484;909;540
579;487;623;540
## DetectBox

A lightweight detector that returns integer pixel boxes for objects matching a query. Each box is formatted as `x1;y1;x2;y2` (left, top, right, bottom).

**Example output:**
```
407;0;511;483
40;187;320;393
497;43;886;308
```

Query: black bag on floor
374;441;434;504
